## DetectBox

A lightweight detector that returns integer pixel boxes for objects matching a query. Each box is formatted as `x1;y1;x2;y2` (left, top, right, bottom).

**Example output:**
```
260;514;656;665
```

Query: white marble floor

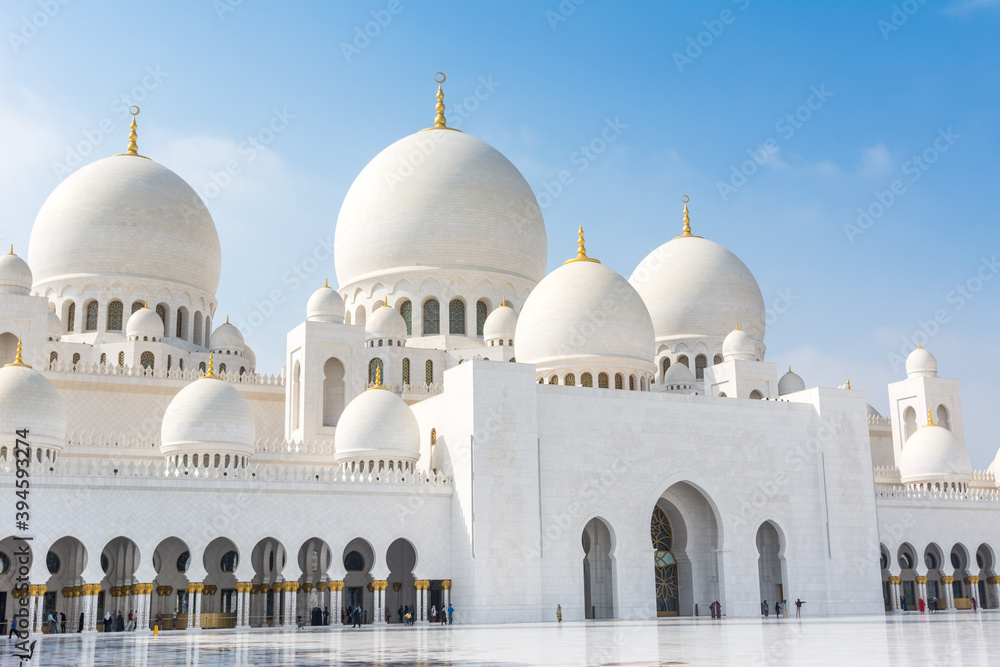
8;613;1000;666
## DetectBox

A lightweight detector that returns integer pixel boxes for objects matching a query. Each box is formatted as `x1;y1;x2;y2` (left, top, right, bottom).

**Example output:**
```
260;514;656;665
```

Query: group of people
910;595;976;613
761;599;806;618
102;610;137;632
3;612;71;635
341;603;454;627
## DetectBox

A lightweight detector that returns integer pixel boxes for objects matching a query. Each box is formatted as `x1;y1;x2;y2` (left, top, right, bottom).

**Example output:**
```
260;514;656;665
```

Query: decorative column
301;583;313;624
27;585;42;632
234;583;245;628
442;580;451;611
330;581;343;625
272;583;284;626
287;582;299;627
988;576;1000;609
371;581;386;624
316;582;328;624
187;583;204;630
84;584;101;632
887;577;900;612
915;576;928;609
967;576;980;609
941;576;955;611
416;581;430;622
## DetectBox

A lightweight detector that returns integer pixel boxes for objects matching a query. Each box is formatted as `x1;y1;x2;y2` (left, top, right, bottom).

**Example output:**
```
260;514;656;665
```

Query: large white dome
160;372;255;462
629;234;765;346
516;237;655;378
0;351;66;452
334;130;547;288
334;386;420;467
29;155;221;298
899;417;971;486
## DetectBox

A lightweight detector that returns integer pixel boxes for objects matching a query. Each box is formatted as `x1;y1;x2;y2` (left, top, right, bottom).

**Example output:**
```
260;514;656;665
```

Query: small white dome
366;303;407;341
867;404;883;418
0;354;66;452
47;310;62;340
899;413;971;486
0;249;32;295
483;301;518;342
905;346;937;378
516;239;655;378
211;321;245;352
243;345;256;372
722;327;756;361
663;361;693;387
778;368;805;395
334;386;420;465
307;284;345;323
126;306;164;340
160;373;256;461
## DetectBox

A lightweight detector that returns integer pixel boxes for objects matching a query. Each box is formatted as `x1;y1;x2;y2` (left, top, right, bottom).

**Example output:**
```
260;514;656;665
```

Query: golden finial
735;322;740;331
226;316;230;324
126;106;140;156
925;408;936;427
385;296;389;307
501;296;507;307
422;72;461;133
144;300;148;309
672;195;701;239
368;363;388;390
564;225;600;264
788;365;792;373
201;354;219;379
5;339;30;368
917;341;922;349
324;278;329;288
845;378;851;390
7;245;13;255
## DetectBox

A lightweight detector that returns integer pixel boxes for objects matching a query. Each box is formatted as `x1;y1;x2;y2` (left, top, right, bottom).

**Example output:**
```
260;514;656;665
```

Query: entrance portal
582;517;614;619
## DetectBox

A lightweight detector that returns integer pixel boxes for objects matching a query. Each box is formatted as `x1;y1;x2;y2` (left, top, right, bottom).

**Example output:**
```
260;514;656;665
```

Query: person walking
556;604;562;622
972;597;978;612
761;600;768;618
156;612;163;630
47;612;58;634
431;604;437;624
774;601;782;618
172;611;178;630
323;606;330;626
919;597;925;613
103;612;111;633
7;618;17;639
900;595;907;612
795;599;805;618
447;604;454;625
78;611;84;632
60;612;66;633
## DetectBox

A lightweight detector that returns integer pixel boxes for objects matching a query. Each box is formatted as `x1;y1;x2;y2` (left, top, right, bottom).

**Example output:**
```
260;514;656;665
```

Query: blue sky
2;0;998;464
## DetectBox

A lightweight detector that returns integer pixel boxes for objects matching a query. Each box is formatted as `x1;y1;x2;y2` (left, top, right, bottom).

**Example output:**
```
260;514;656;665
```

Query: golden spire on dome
917;341;922;349
201;354;219;379
117;106;149;159
672;195;701;239
845;378;851;390
924;408;936;427
735;322;739;331
385;296;389;307
564;225;601;264
225;315;230;324
501;296;507;307
324;278;329;288
7;245;13;255
5;339;30;368
421;72;461;132
368;364;388;391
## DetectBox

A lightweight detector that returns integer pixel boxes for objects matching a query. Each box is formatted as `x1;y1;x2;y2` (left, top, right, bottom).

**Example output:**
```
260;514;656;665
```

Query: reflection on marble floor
10;614;1000;666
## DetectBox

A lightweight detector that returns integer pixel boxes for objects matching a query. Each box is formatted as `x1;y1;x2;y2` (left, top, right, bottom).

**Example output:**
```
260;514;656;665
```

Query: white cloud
858;143;893;177
944;0;1000;16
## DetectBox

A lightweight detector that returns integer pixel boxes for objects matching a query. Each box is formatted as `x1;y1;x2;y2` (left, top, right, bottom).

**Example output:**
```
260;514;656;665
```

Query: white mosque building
1;77;999;634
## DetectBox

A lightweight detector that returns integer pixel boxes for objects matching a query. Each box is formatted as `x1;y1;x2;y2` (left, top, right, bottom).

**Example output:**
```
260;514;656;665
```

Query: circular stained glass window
344;551;365;572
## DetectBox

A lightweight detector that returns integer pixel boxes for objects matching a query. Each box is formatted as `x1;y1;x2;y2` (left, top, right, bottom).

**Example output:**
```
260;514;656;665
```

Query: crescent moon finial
682;195;689;203
435;72;446;84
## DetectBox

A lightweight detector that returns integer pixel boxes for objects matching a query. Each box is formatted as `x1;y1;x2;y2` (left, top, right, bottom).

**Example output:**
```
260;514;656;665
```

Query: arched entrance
343;538;374;624
950;543;971;607
651;482;721;617
583;517;614;619
923;543;945;610
976;543;996;608
297;537;332;626
897;543;918;610
386;538;416;623
203;537;239;624
100;536;141;629
756;521;785;610
152;536;191;630
45;536;88;632
251;537;287;627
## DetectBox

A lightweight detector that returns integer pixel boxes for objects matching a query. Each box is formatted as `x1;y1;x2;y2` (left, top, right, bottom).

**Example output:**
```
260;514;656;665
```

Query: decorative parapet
45;360;285;386
64;432;336;456
868;415;892;426
254;438;335;456
365;380;444;396
0;456;451;486
971;469;996;484
875;483;1000;502
873;465;901;482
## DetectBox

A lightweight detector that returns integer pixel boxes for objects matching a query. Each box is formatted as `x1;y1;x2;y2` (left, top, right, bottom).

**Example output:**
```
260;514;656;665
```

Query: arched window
100;353;107;365
193;312;203;346
402;358;410;385
449;299;465;335
323;358;345;427
937;405;951;430
677;355;689;368
368;358;383;384
565;373;576;386
65;302;76;332
240;366;246;375
106;300;123;331
476;300;488;337
581;372;593;388
629;375;636;391
85;301;98;331
425;360;434;385
615;373;623;390
199;361;206;373
714;354;723;365
549;375;558;384
598;372;609;389
176;310;184;338
431;428;437;446
72;353;80;368
378;339;383;347
219;363;226;374
695;354;707;380
140;351;154;369
399;300;412;336
156;304;167;325
131;300;144;315
221;551;238;573
118;352;125;367
661;357;670;375
423;299;440;335
749;389;763;400
292;362;301;430
179;359;184;371
49;351;58;367
903;406;917;441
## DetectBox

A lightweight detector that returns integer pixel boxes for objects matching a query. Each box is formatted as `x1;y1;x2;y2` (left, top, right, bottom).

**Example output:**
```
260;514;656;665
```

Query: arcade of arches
0;535;452;633
880;541;1000;612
